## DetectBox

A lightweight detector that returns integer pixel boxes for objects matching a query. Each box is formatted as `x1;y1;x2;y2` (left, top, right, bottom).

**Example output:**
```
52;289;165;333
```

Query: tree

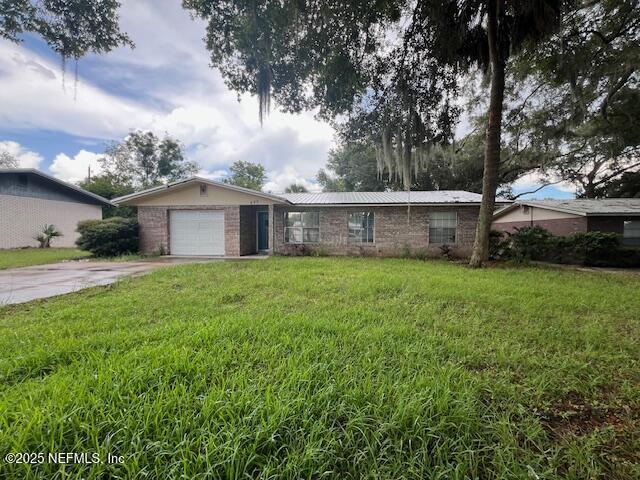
318;144;388;192
500;0;640;199
223;161;266;191
78;174;137;218
184;0;571;267
0;151;18;168
98;131;199;189
1;1;132;91
284;183;308;193
319;119;534;195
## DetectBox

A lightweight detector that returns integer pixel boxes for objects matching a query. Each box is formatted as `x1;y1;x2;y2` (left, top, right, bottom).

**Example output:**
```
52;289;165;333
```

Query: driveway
0;260;174;305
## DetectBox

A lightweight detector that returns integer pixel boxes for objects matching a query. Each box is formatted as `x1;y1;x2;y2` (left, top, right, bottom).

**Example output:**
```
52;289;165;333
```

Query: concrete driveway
0;260;173;305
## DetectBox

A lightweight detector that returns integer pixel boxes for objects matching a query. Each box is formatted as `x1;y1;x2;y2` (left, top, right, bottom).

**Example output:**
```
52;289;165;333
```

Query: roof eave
0;168;114;206
112;176;291;205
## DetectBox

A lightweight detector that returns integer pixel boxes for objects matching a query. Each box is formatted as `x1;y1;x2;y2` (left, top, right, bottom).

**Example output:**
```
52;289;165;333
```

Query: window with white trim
284;211;320;243
348;212;374;243
429;211;457;244
623;220;640;247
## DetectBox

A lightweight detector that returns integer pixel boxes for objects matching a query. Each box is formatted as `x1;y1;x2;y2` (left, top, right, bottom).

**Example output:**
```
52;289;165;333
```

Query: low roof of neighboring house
113;176;490;206
0;168;114;206
494;199;640;219
280;190;485;205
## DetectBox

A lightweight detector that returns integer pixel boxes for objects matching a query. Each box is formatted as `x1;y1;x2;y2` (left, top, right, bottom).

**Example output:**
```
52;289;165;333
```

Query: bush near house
76;217;139;257
496;227;640;267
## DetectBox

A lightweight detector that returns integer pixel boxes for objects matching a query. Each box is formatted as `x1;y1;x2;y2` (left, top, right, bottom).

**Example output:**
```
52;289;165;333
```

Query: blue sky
0;0;574;198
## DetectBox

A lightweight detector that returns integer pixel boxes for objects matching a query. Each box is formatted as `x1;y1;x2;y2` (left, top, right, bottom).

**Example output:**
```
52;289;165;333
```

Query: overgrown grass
0;258;638;479
0;248;90;270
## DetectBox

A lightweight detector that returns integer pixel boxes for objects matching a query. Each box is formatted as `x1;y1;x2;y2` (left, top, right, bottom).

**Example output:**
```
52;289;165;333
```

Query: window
429;211;457;244
199;184;208;196
284;211;320;243
348;212;374;243
623;220;640;247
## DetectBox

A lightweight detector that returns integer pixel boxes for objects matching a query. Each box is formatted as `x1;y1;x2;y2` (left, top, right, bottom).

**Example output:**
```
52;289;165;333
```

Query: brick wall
138;205;241;255
493;217;588;236
587;216;627;235
138;206;168;254
0;194;102;249
273;205;479;257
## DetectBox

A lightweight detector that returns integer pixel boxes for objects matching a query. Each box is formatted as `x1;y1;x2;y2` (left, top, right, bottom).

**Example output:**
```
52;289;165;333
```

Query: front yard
0;248;90;270
0;258;638;479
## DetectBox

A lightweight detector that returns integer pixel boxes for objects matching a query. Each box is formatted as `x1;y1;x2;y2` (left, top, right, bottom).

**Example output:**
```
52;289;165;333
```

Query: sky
0;0;573;198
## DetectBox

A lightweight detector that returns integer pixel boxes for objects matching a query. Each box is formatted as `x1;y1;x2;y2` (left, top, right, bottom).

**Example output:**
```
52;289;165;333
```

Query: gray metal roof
280;190;484;205
0;168;114;206
499;199;640;217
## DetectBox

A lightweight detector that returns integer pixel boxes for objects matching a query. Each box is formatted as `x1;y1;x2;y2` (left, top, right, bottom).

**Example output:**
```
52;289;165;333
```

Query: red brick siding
137;205;240;255
493;217;588;236
273;205;479;257
138;206;169;253
587;216;627;235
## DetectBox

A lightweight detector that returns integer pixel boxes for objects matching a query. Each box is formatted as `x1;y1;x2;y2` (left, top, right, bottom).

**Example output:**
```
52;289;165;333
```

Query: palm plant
35;224;62;248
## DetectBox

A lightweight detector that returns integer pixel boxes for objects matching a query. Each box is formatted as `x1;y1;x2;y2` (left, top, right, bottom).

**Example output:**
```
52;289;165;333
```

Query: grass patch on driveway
0;248;90;270
0;258;638;479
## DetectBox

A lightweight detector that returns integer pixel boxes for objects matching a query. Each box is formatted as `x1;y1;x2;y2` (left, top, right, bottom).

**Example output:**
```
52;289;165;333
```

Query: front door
257;211;269;251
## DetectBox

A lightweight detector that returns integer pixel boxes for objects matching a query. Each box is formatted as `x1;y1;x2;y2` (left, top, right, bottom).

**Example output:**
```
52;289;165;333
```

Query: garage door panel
170;210;225;256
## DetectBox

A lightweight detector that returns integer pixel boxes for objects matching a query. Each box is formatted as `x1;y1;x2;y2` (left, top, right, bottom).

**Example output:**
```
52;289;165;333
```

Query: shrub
76;217;139;257
504;226;554;263
555;232;620;266
35;224;62;248
488;230;507;260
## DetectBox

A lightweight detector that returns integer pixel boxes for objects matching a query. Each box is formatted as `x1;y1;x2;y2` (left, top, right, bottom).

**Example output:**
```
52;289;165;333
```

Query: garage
170;210;225;256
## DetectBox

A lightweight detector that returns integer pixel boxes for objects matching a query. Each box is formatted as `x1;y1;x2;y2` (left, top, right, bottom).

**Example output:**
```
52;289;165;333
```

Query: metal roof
495;199;640;218
280;190;484;205
0;168;114;206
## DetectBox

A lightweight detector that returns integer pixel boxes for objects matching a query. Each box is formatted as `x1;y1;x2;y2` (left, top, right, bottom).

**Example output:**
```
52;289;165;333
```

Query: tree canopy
223;161;266;191
284;183;309;193
98;131;199;189
499;0;640;198
1;1;132;89
0;151;18;169
184;0;572;266
78;173;137;218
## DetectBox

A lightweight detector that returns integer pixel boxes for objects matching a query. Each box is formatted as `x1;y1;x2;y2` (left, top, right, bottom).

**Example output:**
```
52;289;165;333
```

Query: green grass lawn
0;258;638;479
0;248;90;270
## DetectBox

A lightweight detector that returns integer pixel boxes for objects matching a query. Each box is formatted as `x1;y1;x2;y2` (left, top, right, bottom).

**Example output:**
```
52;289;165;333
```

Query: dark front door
257;211;269;251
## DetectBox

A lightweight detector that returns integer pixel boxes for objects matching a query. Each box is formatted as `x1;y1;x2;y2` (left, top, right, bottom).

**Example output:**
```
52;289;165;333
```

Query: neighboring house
0;169;112;249
114;176;489;257
492;199;640;247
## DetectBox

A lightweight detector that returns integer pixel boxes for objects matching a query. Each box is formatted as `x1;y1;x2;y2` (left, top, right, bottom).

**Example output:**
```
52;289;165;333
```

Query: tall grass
0;258;638;479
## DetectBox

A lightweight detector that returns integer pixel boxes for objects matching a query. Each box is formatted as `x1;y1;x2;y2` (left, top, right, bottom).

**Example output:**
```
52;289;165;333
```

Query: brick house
492;199;640;247
114;177;486;257
0;169;112;249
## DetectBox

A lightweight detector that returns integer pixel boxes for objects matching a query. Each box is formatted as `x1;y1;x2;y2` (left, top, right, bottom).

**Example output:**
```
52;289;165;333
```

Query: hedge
76;217;139;257
493;226;640;268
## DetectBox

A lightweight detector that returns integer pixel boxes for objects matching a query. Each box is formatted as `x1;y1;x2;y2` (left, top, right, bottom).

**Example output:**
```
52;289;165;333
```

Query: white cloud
0;43;157;140
0;141;43;168
264;166;322;193
0;0;335;186
49;150;103;183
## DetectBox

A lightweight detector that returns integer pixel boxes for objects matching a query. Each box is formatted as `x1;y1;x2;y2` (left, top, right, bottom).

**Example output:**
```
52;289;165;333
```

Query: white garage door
170;210;225;256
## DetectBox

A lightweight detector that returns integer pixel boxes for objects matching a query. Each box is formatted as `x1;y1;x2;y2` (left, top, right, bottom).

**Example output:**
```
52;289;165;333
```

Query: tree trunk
469;0;506;268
